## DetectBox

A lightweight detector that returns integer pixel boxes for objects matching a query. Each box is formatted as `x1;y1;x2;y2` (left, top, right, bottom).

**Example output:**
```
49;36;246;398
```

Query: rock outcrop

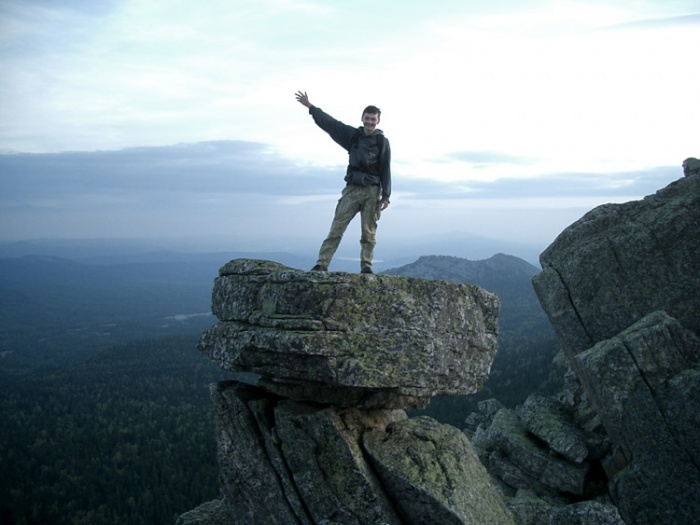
183;259;514;525
531;173;700;525
466;379;623;524
199;259;500;409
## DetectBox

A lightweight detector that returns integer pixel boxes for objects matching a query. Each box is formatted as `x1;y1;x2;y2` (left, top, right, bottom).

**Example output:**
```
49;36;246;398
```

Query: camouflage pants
316;184;382;271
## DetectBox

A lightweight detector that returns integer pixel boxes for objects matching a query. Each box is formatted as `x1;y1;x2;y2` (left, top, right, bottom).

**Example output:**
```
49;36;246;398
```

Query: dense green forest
0;253;230;525
0;335;225;525
0;255;216;373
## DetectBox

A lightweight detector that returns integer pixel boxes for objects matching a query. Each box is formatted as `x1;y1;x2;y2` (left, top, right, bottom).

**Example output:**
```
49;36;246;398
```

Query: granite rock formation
199;259;500;409
466;377;623;524
181;260;514;525
530;172;700;524
463;172;699;525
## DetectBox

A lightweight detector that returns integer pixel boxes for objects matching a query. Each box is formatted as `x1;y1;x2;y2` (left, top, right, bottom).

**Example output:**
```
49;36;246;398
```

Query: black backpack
349;128;386;171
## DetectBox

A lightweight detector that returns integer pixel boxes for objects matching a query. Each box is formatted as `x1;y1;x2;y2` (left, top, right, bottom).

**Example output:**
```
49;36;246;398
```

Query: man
295;90;391;274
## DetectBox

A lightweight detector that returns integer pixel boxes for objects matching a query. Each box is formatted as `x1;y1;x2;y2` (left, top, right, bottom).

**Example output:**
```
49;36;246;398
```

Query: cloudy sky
1;0;698;265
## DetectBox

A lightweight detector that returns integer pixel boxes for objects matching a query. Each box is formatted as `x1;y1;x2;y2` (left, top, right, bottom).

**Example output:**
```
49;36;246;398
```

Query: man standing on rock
295;91;391;274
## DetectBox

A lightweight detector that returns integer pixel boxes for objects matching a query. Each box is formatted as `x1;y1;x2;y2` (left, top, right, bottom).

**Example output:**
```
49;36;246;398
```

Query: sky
1;0;698;265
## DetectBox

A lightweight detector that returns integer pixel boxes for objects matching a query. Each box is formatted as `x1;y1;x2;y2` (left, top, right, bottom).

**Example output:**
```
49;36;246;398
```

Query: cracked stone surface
198;259;500;408
532;173;700;525
209;381;514;525
532;174;700;359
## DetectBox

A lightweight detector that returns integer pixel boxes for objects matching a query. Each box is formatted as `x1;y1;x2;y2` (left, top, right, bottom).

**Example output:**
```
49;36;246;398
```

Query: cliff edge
532;173;700;525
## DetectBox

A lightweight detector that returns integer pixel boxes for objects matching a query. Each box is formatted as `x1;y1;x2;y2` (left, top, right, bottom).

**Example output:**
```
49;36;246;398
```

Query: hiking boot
311;264;327;271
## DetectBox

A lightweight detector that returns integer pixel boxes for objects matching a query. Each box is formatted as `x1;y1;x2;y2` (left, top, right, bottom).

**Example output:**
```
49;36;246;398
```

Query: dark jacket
309;106;391;201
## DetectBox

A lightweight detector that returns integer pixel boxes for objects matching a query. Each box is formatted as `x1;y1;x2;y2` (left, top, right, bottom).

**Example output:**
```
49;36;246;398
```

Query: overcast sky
1;0;698;264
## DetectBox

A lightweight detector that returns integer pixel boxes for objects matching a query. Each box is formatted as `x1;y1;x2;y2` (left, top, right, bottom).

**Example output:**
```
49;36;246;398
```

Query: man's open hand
295;91;311;108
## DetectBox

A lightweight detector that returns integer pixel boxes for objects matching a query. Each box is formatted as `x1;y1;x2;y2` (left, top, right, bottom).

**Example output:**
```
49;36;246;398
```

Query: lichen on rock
199;259;500;408
185;259;512;525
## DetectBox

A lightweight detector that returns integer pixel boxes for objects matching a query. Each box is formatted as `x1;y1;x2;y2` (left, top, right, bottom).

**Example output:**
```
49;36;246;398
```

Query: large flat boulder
198;259;499;408
183;259;515;525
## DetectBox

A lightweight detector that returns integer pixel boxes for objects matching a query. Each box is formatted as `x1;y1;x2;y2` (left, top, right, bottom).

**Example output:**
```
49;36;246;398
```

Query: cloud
0;141;338;203
1;141;682;209
443;150;537;165
602;13;700;30
3;0;699;172
0;1;695;256
0;140;684;249
0;141;342;243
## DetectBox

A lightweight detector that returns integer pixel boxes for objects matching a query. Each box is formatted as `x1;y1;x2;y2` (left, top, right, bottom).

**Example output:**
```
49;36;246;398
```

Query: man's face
362;112;380;135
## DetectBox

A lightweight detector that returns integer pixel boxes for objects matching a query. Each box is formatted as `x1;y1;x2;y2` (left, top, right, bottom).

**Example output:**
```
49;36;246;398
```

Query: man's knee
360;232;376;245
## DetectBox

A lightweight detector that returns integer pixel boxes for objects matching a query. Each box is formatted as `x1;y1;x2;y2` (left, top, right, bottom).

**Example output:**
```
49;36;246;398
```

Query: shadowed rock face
198;259;500;409
183;259;515;525
533;174;700;358
363;416;516;525
208;381;515;525
532;174;700;525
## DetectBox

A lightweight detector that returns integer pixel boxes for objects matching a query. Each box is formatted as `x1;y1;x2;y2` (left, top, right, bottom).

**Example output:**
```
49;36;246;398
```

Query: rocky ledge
182;260;514;525
459;171;699;525
198;259;500;409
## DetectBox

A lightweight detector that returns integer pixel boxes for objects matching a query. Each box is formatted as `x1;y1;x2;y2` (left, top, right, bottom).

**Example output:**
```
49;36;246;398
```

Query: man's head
361;105;381;135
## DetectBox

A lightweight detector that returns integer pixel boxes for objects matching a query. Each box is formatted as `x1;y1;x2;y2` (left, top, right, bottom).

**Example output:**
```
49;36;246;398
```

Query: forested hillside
0;336;224;525
0;255;216;372
0;254;226;525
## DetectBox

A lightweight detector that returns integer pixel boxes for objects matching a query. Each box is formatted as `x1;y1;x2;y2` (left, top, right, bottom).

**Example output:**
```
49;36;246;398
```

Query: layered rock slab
481;408;589;496
198;259;500;408
187;259;516;524
507;494;624;525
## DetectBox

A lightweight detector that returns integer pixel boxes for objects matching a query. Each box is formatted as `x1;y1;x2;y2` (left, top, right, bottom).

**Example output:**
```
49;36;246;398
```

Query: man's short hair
362;105;381;118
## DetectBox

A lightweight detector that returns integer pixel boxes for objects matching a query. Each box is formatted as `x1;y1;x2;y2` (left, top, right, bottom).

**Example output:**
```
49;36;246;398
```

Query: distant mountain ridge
386;252;537;279
385;253;540;319
0;235;543;269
